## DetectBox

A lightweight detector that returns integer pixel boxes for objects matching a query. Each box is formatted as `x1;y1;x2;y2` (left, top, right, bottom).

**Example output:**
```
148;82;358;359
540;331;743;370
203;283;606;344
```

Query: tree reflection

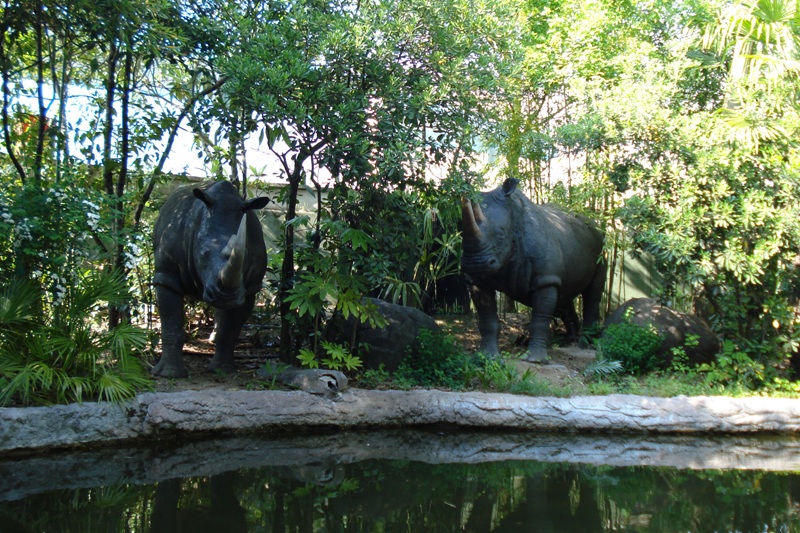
2;460;800;532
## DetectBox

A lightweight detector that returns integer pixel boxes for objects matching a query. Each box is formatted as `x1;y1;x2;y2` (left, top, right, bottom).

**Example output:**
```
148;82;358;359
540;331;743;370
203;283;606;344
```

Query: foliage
355;365;393;389
388;328;553;394
696;340;770;390
596;318;664;375
218;0;517;359
586;372;730;398
282;215;388;353
394;328;471;389
0;271;152;406
0;181;102;284
297;341;363;372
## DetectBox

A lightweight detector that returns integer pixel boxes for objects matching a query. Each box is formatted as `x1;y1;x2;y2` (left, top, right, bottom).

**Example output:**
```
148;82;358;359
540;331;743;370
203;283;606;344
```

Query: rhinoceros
461;178;605;362
151;180;270;378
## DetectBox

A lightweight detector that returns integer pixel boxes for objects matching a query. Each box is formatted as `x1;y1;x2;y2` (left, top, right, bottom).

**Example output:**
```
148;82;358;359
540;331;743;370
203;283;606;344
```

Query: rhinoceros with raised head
461;178;606;362
152;180;270;378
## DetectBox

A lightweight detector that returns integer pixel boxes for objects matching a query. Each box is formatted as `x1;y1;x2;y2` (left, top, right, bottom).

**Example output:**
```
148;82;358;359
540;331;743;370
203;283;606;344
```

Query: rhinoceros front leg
470;284;500;355
526;285;559;363
152;285;189;378
209;294;255;373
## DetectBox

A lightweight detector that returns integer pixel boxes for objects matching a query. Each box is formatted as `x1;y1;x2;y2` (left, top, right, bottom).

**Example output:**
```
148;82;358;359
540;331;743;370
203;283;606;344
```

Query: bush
394;328;469;389
390;329;561;395
0;271;153;406
597;321;664;375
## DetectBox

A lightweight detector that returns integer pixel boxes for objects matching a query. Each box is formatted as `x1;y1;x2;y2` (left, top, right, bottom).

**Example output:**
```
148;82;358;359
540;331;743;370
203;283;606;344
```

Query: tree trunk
109;49;134;328
0;7;26;184
105;42;125;328
33;0;45;187
279;172;302;363
53;24;71;183
102;40;118;198
273;140;324;364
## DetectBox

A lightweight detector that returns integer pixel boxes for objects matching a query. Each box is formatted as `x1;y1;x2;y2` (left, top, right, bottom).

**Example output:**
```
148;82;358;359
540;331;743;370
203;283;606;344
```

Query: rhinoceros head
192;181;270;309
461;178;519;276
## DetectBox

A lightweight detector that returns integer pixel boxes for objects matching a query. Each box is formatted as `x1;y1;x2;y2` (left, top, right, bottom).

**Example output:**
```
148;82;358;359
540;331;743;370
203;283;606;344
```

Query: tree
606;0;800;383
0;0;235;402
221;0;516;362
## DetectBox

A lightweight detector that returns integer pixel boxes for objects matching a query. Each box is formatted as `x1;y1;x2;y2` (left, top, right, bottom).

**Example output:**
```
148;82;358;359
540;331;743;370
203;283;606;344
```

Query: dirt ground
149;312;598;393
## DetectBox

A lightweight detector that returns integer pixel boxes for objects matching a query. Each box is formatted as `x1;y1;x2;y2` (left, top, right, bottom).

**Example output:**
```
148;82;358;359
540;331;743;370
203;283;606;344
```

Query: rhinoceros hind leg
581;259;607;330
208;295;256;374
526;285;558;363
557;301;581;344
153;285;189;378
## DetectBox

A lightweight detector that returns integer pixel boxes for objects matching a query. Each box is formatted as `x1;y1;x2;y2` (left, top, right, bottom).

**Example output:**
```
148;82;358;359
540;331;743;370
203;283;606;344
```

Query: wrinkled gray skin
461;178;606;362
152;181;270;378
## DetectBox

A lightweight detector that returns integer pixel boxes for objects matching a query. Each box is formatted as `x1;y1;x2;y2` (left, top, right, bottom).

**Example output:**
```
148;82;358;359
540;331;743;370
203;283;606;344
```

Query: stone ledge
3;390;800;453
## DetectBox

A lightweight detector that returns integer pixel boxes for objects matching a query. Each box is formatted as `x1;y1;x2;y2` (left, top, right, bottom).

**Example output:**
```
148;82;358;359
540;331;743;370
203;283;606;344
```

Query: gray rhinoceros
461;178;606;362
152;180;270;378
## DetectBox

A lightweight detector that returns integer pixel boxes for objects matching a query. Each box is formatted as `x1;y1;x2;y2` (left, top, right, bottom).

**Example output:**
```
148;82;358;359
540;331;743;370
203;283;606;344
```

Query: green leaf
341;228;372;252
297;349;320;369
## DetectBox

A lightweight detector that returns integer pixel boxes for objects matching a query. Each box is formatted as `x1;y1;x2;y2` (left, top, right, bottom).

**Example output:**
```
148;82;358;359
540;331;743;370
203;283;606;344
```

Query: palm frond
717;106;789;150
582;359;623;377
0;281;39;329
704;0;799;85
0;272;152;406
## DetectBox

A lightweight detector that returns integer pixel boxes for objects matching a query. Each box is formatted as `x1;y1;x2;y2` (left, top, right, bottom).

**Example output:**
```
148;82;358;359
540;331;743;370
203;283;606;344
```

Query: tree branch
0;14;26;184
134;76;228;226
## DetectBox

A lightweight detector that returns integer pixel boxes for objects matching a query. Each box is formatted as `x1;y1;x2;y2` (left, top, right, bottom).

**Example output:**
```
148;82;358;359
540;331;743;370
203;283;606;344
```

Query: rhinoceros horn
219;216;247;289
461;197;484;251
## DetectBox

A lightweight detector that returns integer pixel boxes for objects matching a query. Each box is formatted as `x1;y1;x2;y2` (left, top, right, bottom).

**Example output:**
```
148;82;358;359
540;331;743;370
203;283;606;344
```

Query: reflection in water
2;458;800;532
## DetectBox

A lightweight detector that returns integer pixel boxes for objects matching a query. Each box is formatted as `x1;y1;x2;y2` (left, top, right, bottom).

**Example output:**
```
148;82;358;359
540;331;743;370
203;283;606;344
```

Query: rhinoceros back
153;186;205;297
518;202;604;297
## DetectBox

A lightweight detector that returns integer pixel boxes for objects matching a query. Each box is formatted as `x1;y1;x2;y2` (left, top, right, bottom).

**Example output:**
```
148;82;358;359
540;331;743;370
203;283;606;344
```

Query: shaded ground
150;312;597;393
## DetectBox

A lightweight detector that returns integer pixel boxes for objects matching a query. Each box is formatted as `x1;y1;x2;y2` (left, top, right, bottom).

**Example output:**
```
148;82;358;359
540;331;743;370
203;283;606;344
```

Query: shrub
0;271;152;406
597;320;664;375
394;328;470;389
391;329;554;394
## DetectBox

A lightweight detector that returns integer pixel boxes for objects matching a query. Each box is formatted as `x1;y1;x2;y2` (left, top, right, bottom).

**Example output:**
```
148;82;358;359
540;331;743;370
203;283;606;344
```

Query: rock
257;364;348;398
5;391;800;454
327;298;439;371
604;298;720;366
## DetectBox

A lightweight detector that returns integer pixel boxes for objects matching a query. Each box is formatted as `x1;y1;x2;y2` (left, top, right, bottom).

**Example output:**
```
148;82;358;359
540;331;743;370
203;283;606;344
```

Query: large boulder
327;298;439;372
604;298;720;366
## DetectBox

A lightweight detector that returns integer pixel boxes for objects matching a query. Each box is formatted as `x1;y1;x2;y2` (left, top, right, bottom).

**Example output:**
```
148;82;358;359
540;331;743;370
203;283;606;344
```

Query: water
2;430;800;532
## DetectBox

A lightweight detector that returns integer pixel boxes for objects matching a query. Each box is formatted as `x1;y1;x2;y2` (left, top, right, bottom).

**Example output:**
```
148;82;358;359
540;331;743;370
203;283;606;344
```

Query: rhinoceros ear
502;178;519;197
193;188;214;208
244;196;271;211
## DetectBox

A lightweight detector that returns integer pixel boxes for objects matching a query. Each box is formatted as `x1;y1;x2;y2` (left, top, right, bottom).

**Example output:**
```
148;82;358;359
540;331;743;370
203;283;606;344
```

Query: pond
2;431;800;532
